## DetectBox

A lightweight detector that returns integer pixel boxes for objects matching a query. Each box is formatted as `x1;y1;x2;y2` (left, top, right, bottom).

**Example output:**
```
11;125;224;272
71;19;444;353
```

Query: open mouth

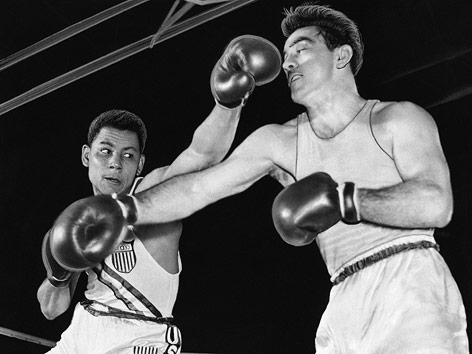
104;177;121;184
289;74;302;86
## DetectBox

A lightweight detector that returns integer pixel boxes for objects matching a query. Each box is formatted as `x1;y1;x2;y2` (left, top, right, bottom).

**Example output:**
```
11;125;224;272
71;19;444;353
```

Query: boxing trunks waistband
331;235;439;285
80;299;174;324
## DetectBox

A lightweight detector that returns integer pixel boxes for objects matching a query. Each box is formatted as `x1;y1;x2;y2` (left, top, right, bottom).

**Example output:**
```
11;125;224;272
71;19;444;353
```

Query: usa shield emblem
112;241;136;273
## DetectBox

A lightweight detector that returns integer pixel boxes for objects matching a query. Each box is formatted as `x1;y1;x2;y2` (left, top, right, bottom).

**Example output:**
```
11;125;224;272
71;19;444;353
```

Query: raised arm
358;101;453;228
138;35;281;190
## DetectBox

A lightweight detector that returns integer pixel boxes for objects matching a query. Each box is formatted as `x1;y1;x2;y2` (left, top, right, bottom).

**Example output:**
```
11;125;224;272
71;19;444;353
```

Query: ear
136;154;145;176
335;44;353;71
81;144;90;167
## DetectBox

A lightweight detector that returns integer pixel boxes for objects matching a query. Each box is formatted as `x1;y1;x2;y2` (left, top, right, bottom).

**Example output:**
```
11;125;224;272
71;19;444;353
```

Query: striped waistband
80;299;173;324
332;240;439;285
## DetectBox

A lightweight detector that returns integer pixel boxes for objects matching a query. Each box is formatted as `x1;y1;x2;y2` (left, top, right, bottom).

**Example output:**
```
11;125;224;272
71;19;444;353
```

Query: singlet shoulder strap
128;177;144;195
368;100;393;160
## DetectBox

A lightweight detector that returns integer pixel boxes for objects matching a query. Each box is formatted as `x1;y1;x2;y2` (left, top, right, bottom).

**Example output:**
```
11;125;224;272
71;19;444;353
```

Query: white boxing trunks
315;246;469;354
46;302;181;354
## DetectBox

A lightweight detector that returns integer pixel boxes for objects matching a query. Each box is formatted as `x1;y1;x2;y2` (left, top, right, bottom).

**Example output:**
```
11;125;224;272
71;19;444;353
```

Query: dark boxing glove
272;172;360;246
42;230;72;288
48;194;138;271
211;34;282;108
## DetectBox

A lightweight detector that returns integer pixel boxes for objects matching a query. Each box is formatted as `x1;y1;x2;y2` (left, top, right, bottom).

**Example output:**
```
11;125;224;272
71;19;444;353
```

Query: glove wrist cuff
112;194;138;224
214;98;245;110
42;231;73;288
341;182;360;224
48;273;72;288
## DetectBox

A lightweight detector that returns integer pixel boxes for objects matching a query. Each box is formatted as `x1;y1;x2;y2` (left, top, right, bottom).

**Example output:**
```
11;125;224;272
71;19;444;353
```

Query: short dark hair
87;109;147;153
281;2;364;76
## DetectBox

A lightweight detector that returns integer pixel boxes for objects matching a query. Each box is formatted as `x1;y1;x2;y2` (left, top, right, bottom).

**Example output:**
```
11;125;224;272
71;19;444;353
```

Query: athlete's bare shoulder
282;116;299;127
238;119;296;151
370;100;438;157
251;121;297;186
251;121;297;155
372;100;432;126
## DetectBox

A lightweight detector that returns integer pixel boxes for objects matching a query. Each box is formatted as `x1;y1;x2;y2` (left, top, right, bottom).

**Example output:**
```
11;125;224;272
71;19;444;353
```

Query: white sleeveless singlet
295;100;435;279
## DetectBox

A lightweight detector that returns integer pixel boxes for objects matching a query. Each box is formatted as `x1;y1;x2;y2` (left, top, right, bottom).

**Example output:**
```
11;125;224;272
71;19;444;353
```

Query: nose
108;154;122;169
282;55;297;73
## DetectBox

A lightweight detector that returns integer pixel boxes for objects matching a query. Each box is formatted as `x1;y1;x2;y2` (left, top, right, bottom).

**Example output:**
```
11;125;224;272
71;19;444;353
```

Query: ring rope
0;0;259;117
0;0;151;72
0;325;217;353
0;325;56;347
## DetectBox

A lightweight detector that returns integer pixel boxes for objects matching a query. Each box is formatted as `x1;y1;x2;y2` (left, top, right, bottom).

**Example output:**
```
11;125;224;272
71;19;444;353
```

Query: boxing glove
42;230;72;288
49;193;138;271
211;34;281;108
272;172;359;246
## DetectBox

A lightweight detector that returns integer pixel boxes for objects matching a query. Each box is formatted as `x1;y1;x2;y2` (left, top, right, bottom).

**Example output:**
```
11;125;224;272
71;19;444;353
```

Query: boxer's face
283;26;337;104
81;127;145;196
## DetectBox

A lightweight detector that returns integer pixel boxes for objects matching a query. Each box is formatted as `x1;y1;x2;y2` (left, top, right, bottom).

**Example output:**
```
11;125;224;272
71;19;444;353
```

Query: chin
96;185;123;196
291;93;303;105
291;89;311;106
289;88;301;101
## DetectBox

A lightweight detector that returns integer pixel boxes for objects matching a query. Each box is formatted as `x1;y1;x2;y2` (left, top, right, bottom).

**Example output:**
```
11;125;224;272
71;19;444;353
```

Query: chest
296;118;399;187
131;223;181;274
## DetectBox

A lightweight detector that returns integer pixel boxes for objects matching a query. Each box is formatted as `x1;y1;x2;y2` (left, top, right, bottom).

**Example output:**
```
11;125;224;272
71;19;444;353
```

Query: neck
305;83;365;139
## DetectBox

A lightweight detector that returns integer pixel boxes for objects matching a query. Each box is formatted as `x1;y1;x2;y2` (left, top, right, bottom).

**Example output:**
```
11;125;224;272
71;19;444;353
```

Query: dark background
0;0;471;353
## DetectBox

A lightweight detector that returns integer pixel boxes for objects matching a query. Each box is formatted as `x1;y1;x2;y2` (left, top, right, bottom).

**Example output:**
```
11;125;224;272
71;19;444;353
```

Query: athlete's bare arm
134;123;296;225
136;105;242;193
357;101;453;228
37;273;80;320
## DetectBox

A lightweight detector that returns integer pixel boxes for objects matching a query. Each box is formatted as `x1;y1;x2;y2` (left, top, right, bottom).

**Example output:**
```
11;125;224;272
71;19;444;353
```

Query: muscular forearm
134;171;216;224
189;105;242;163
119;128;275;225
133;151;268;225
357;179;453;228
37;273;80;320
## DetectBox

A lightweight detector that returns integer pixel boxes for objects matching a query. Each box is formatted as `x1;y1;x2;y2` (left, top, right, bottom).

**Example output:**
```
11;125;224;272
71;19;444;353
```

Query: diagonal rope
187;0;231;4
0;0;259;116
0;326;56;347
150;0;195;48
0;0;151;72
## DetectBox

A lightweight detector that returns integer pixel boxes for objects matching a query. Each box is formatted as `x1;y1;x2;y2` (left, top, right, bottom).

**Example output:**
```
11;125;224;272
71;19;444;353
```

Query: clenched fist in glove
272;172;360;246
42;230;73;288
211;34;282;108
45;193;138;273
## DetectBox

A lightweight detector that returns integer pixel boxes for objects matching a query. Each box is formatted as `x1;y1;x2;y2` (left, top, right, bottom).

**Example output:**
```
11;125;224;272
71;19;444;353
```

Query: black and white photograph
0;1;470;353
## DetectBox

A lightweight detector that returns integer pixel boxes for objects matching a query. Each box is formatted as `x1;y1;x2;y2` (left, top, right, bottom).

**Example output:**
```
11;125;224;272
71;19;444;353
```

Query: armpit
270;166;296;187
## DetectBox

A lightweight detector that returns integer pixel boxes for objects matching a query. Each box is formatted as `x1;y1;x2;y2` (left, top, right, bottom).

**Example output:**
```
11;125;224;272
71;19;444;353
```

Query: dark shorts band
333;240;440;285
80;299;174;324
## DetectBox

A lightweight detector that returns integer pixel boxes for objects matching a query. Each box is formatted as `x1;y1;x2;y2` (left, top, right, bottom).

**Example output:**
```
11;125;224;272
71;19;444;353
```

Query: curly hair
87;109;147;153
281;2;364;76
